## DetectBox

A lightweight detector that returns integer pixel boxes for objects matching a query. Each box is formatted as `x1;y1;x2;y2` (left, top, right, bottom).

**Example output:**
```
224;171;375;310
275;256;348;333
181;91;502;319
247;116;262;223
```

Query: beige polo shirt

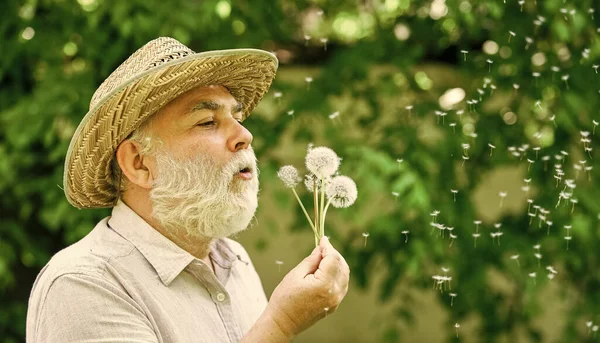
26;200;268;342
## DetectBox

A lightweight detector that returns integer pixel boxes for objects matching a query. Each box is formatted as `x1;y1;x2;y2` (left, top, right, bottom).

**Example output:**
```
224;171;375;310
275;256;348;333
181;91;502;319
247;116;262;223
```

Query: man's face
143;85;259;240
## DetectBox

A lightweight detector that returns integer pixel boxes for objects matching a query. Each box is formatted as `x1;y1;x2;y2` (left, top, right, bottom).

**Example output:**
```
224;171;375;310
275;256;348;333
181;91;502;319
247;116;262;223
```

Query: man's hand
243;236;350;342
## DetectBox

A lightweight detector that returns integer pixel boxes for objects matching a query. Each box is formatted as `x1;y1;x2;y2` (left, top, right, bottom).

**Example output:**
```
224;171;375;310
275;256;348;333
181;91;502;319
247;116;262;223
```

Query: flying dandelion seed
362;232;369;247
498;192;507;208
593;120;599;134
564;236;572;250
320;37;328;51
451;189;458;202
462;155;469;166
587;321;593;335
525;37;534;49
593;65;599;74
474;220;482;232
304;34;311;46
511;254;520;267
550;115;557;127
472;233;480;247
449;233;457;247
534;253;542;268
305;76;313;90
486;59;494;72
488;143;496;156
455;323;460;338
508;30;516;42
529;272;537;285
461;50;469;61
275;260;284;272
449;122;457;133
449;293;457;306
402;230;409;243
561;74;570;89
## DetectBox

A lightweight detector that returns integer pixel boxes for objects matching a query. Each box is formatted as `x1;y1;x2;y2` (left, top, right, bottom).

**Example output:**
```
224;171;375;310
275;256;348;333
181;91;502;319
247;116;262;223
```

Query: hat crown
90;37;194;109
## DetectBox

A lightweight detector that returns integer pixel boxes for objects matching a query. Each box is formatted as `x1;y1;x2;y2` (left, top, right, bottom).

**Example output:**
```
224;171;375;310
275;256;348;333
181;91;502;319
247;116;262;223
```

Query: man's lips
237;167;253;180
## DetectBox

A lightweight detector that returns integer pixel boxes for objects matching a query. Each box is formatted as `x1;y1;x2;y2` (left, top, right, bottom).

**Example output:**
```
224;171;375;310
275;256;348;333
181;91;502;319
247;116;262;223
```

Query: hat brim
64;49;278;209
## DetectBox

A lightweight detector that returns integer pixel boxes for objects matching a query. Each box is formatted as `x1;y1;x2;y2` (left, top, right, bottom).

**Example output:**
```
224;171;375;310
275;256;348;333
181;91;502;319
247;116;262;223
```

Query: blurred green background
2;0;600;342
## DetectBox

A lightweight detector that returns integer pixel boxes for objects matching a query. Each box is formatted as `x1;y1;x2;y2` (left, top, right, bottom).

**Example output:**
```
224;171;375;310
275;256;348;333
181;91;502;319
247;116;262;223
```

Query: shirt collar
107;200;239;286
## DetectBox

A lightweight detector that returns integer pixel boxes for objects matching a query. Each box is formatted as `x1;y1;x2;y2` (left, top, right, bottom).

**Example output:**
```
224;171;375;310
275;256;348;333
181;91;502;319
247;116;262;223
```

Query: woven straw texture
64;37;278;209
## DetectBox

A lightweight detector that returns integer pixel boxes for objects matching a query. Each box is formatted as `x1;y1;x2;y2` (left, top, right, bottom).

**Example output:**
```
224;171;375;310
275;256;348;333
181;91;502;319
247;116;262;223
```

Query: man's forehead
183;85;242;110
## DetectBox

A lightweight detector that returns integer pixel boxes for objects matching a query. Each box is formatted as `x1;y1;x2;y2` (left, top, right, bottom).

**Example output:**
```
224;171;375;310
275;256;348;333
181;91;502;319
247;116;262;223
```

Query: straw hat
63;37;278;209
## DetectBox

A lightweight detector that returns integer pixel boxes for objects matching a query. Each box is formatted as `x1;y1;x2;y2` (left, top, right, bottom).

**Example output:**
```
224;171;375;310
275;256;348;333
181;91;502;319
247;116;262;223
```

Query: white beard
149;147;259;240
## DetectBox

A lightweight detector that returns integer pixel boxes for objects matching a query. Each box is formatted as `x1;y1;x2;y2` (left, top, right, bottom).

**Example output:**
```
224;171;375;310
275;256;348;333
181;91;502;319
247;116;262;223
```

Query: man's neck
121;191;214;267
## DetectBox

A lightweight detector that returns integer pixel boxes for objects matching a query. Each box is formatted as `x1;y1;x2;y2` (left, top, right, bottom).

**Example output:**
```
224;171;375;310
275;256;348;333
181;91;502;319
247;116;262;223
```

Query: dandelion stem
322;197;334;229
319;179;326;237
291;188;318;242
313;179;319;238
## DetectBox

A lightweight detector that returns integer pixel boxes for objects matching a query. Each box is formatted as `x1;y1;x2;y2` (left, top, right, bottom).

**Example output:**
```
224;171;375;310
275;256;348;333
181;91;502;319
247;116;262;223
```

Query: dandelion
306;147;340;179
278;166;318;241
278;165;301;189
325;176;358;208
498;191;507;208
362;232;369;247
449;293;457;306
402;230;409;243
320;175;358;236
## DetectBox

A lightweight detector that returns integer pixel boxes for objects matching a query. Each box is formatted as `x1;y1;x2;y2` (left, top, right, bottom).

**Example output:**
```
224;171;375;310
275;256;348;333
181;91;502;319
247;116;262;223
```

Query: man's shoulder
33;217;136;291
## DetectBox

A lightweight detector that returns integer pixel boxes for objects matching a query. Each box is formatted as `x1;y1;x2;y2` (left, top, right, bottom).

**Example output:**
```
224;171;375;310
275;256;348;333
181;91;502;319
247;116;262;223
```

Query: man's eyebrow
190;100;244;114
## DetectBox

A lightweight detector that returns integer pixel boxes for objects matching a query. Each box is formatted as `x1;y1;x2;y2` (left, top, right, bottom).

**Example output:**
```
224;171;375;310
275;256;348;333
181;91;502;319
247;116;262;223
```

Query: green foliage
2;0;600;341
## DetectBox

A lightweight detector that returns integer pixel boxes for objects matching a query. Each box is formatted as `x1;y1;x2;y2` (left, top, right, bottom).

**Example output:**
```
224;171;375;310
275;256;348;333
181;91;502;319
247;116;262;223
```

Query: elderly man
26;37;350;342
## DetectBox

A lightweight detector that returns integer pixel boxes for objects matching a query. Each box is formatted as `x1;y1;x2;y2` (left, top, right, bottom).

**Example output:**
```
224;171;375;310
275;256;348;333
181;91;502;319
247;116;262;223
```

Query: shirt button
216;293;226;302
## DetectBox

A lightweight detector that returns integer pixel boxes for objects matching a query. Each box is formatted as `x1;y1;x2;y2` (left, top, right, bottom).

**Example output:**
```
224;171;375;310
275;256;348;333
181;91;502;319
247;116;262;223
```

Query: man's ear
115;140;155;189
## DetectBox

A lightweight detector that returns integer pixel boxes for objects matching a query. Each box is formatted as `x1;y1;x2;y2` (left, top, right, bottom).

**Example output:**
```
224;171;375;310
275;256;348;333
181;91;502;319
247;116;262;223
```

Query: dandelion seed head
325;175;358;208
305;146;340;178
277;165;301;188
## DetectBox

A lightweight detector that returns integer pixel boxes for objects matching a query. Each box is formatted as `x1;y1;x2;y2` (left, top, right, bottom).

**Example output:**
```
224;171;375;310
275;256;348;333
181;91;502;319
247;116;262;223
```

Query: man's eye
198;121;215;127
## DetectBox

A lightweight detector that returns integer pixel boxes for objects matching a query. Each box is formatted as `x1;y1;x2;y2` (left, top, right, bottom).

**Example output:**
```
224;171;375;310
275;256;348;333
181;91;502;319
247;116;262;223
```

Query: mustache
221;147;260;179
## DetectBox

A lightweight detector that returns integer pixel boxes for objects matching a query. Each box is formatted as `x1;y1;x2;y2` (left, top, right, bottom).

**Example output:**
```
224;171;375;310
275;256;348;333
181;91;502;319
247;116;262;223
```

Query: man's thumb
295;246;322;276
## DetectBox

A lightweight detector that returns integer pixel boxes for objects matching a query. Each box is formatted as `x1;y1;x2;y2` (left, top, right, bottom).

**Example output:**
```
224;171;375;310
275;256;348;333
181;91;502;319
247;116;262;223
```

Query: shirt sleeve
29;272;159;343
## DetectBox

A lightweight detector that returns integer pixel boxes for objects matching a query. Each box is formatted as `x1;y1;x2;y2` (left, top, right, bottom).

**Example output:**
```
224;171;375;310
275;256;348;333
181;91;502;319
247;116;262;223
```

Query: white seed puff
325;175;358;208
305;146;340;179
277;165;301;188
